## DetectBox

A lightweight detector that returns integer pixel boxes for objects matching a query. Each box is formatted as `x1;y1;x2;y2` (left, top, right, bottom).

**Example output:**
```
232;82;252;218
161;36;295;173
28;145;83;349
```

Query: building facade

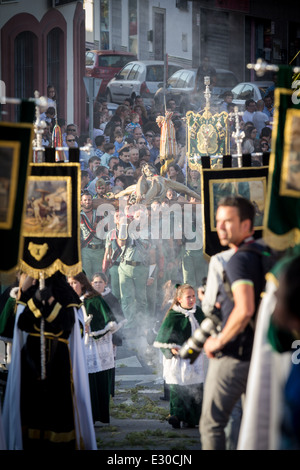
84;0;194;68
84;0;300;84
0;0;86;131
1;0;300;130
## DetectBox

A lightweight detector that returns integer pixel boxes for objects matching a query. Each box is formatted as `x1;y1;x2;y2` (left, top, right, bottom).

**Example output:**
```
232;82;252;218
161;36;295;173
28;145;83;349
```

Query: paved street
95;340;202;451
0;338;202;451
0;342;4;364
115;339;162;389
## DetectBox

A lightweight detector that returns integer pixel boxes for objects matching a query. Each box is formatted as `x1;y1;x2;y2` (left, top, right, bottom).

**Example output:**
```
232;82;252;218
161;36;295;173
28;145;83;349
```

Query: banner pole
39;271;46;381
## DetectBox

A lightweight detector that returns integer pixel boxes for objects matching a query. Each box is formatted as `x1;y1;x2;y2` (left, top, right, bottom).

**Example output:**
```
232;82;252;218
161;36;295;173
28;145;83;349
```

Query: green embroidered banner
186;109;230;173
263;66;300;250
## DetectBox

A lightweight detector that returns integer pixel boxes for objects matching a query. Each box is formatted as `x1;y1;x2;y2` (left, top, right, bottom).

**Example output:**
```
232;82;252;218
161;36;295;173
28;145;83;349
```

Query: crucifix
229;105;244;166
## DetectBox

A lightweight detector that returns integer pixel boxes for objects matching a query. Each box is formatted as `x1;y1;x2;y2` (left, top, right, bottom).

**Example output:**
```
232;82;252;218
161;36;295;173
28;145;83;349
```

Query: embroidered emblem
28;242;49;261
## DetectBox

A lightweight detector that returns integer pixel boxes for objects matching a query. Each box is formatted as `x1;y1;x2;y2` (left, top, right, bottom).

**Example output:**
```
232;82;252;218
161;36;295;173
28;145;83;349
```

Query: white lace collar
172;303;199;333
10;287;19;299
101;287;111;296
172;303;196;316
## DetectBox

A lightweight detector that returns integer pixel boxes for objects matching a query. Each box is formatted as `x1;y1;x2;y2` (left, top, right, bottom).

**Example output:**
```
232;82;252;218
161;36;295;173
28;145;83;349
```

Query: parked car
85;50;137;97
231;81;274;108
154;68;238;114
105;60;183;107
107;102;118;116
213;68;239;97
154;68;197;114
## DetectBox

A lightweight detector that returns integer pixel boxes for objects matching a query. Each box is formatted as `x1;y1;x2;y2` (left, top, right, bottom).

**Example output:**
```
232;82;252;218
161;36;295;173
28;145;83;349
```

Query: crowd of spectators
38;90;274;354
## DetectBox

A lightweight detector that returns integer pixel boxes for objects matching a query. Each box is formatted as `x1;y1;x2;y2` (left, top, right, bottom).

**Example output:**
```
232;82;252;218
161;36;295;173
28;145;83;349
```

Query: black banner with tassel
201;153;270;258
19;162;82;279
0;113;34;274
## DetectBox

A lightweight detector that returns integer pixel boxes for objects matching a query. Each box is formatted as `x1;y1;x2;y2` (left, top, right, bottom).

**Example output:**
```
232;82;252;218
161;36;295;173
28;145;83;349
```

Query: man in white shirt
242;99;256;124
252;100;270;135
129;146;139;171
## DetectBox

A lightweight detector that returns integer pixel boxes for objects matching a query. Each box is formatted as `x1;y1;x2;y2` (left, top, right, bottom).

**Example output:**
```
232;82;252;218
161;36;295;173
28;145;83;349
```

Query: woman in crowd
91;272;125;330
242;125;259;154
104;115;123;143
165;188;186;204
133;104;148;127
260;126;272;144
124;166;136;179
259;137;270;153
68;272;118;425
187;168;201;196
166;163;185;184
91;272;126;397
46;84;57;115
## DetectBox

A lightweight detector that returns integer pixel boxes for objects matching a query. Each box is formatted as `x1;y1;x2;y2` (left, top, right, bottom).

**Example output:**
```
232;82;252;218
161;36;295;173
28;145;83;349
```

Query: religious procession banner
19;162;82;279
263;65;300;250
0;122;34;273
156;111;177;176
186;109;230;173
201;165;269;258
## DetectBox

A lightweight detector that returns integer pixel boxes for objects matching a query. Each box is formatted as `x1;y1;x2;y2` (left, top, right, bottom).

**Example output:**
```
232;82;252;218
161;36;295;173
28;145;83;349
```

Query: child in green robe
154;284;208;429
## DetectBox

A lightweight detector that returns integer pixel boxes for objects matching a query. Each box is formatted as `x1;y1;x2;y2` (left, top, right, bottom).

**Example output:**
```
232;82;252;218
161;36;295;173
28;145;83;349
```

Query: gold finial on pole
33;91;48;163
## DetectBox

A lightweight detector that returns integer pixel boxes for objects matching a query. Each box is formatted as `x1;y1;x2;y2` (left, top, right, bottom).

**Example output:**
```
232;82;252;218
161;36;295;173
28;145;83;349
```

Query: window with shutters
14;31;36;100
47;28;62;93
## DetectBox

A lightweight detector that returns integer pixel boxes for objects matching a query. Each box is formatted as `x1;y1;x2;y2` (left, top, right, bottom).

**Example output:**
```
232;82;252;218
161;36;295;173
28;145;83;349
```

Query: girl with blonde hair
154;284;207;429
